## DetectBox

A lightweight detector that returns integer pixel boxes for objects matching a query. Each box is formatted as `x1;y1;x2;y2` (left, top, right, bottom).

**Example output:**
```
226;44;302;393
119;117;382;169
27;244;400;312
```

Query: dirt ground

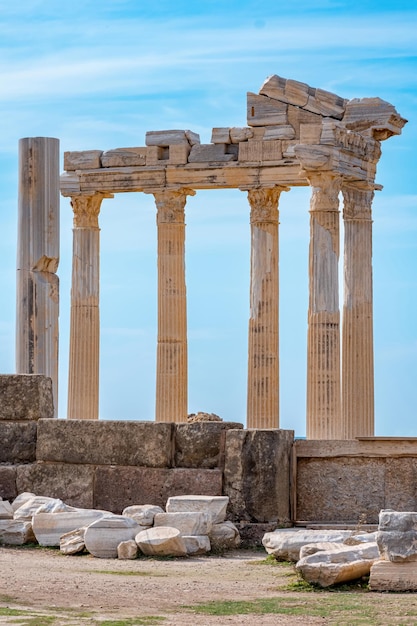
1;546;417;625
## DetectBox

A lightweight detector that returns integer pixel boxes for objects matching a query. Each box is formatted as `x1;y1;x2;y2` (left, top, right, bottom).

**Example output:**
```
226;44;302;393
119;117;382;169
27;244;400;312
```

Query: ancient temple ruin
16;74;407;439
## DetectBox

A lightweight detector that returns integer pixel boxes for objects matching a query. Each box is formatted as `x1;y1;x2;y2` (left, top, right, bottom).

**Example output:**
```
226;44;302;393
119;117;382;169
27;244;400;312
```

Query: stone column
342;184;375;438
67;194;108;420
16;137;60;416
306;172;342;439
153;188;195;423
246;186;285;429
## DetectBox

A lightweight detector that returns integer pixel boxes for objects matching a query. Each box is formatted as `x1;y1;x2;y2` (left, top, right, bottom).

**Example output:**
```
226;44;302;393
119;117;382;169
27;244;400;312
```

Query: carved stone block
174;421;243;469
188;144;236;162
64;150;102;171
0;375;54;421
247;93;288;127
101;147;147;167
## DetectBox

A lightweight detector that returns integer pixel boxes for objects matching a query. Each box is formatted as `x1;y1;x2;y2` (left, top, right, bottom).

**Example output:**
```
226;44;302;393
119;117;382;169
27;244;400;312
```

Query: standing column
153;188;195;423
306;172;342;439
342;184;375;438
246;186;285;429
16;137;60;416
67;193;108;419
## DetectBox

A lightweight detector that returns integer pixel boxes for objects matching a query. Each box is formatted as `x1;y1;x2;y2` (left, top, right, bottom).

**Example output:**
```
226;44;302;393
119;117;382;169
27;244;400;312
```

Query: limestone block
223;429;293;524
135;526;187;557
36;420;173;468
188;144;236;163
122;505;164;526
11;492;36;513
287;105;323;137
0;422;37;463
229;127;254;143
262;140;283;161
369;560;417;591
0;500;13;519
262;529;353;562
300;124;322;144
154;511;212;536
384;458;417;511
32;509;108;546
299;541;342;559
247;93;288;127
84;515;141;558
13;496;70;521
296;457;385;523
146;146;167;164
182;535;211;555
145;130;200;147
166;495;229;524
263;126;295;140
168;144;191;164
305;88;346;119
211;128;231;144
209;521;241;551
101;148;147;167
94;466;223;513
64;150;102;171
343;97;407;139
0;375;54;420
0;467;17;502
258;74;287;102
174;422;242;469
0;520;35;545
296;542;379;587
60;527;86;555
377;510;417;562
238;140;283;163
16;463;95;509
281;140;297;157
118;539;138;560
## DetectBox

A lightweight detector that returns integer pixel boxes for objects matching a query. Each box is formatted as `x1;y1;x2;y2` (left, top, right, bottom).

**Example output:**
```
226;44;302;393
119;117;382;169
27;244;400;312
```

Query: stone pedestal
342;185;374;438
67;194;109;419
305;173;342;439
153;188;195;422
16;137;60;415
246;187;285;429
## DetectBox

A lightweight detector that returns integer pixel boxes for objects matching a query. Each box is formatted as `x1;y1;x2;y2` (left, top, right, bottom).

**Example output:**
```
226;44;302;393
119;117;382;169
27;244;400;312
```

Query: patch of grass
96;618;165;626
284;574;370;593
0;608;28;616
91;569;166;577
248;554;294;567
9;617;56;626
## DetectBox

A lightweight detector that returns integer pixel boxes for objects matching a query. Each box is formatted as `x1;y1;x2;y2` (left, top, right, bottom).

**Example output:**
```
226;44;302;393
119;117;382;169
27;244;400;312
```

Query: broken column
341;184;375;438
67;193;109;419
246;187;286;429
16;137;60;416
153;188;195;423
305;172;342;439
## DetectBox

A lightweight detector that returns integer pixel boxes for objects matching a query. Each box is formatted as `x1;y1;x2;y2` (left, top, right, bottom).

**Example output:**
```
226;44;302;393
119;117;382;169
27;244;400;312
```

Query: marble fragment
122;504;164;527
118;539;138;560
32;509;108;546
60;527;86;555
84;515;141;559
135;526;187;557
0;500;13;519
0;520;35;545
262;529;352;562
153;511;212;536
209;521;241;551
166;495;229;524
182;535;211;555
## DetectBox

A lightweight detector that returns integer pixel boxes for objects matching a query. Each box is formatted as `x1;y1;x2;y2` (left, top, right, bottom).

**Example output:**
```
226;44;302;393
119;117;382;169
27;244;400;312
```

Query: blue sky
0;1;416;435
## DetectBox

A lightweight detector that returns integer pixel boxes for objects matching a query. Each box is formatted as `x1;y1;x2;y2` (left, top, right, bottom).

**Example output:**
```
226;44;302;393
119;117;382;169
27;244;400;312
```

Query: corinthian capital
153;188;196;224
342;184;374;221
247;187;285;224
71;194;108;228
306;172;342;213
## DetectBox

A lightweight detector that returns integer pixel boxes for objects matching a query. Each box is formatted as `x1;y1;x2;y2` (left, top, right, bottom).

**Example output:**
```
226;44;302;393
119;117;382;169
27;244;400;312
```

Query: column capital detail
71;193;109;228
305;172;342;213
153;188;196;224
247;186;286;224
342;184;374;221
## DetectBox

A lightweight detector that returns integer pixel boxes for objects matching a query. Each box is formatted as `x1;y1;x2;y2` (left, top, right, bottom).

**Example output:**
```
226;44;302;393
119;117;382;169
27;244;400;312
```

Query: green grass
96;618;165;626
248;554;294;567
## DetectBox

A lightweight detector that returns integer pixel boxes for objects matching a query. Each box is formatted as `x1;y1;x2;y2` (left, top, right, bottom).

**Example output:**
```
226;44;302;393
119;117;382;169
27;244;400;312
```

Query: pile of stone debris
263;510;417;591
0;493;240;559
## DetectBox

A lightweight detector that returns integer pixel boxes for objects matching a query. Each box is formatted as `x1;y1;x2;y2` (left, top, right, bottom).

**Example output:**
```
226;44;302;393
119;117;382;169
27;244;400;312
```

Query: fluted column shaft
154;188;195;423
67;194;106;419
342;185;375;438
246;187;284;429
306;173;342;439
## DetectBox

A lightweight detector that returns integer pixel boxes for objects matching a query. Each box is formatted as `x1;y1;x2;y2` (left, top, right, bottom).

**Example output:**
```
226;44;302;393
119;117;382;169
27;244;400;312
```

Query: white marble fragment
122;505;164;527
262;529;352;562
84;515;141;559
0;500;13;519
0;520;35;545
60;527;86;555
182;535;211;555
209;521;241;550
153;511;212;536
135;526;187;557
166;495;229;524
118;540;138;560
11;492;36;513
377;510;417;562
13;497;73;521
32;509;108;546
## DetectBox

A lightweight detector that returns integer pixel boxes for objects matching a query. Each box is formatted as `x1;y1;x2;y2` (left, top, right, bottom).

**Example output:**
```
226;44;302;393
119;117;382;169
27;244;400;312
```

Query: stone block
223;429;293;524
263;529;353;562
239;140;282;163
32;509;108;546
136;526;187;557
300;124;322;144
188;144;236;163
94;466;223;513
64;150;102;171
211;128;231;143
343;97;407;139
166;495;229;523
145;130;199;147
369;560;417;591
247;93;288;127
229;127;254;143
0;466;17;501
168;144;190;164
36;420;174;468
377;510;417;562
118;539;138;559
182;535;211;555
263;126;295;140
146;146;167;164
0;422;37;463
60;527;86;555
296;457;385;523
209;521;240;551
84;515;141;558
13;495;69;521
154;511;211;536
0;520;35;545
16;462;94;509
122;504;164;526
101;147;147;167
0;375;54;420
174;422;242;469
385;458;417;511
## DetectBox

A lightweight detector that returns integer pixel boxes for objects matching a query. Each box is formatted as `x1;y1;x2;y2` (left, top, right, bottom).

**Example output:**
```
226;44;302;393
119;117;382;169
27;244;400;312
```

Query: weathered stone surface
230;127;254;143
263;529;353;562
117;539;138;560
0;520;35;545
94;467;222;513
135;526;187;557
0;467;17;502
101;148;147;168
84;515;141;558
211;128;231;144
237;522;278;548
145;130;200;147
188;144;236;163
344;531;378;546
377;510;417;562
60;527;86;555
16;463;95;509
296;457;385;523
32;509;108;546
154;511;212;536
209;521;240;551
0;422;37;463
385;458;417;511
247;93;288;127
13;496;69;521
224;429;293;523
343;97;407;139
36;420;173;468
122;505;164;527
174;422;242;469
0;499;13;519
182;535;211;555
11;491;36;512
166;495;229;523
299;541;342;559
64;150;102;171
296;542;379;587
0;375;54;420
369;560;417;591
